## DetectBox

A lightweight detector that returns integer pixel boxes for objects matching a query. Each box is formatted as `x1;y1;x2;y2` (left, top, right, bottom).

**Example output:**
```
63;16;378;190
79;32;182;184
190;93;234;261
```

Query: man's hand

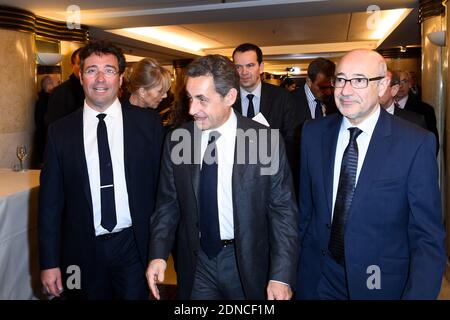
146;259;167;300
41;268;63;297
267;281;292;300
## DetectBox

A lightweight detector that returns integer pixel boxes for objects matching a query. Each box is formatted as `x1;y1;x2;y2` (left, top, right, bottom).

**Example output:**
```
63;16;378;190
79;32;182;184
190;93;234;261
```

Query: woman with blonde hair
125;57;171;109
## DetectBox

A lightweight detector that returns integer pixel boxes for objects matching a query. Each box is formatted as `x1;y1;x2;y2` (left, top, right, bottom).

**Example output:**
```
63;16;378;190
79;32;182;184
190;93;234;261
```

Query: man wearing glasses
39;41;164;299
296;49;445;299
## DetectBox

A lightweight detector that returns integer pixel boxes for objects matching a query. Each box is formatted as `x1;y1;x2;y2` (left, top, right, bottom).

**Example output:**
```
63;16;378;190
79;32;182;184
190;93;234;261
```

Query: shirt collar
83;98;121;119
385;102;395;115
304;83;317;103
202;108;237;140
341;104;380;136
240;81;262;100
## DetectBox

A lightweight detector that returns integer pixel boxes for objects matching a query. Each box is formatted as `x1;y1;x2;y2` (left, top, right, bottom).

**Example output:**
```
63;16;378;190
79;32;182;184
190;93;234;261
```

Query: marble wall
0;29;35;169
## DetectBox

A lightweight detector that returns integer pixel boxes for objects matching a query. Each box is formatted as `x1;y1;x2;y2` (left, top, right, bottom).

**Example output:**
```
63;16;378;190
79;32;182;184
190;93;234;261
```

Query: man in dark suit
296;49;445;299
39;41;164;299
379;69;426;129
231;43;298;175
293;57;338;126
45;48;85;127
395;70;439;154
146;54;298;300
291;58;337;195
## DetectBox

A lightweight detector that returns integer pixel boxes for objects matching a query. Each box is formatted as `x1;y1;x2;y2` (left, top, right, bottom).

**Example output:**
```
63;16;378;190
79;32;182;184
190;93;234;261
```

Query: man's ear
378;77;389;98
391;84;400;97
259;61;264;74
224;88;238;106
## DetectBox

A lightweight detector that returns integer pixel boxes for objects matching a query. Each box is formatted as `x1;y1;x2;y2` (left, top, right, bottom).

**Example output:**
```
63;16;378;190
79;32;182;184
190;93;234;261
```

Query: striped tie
328;127;362;265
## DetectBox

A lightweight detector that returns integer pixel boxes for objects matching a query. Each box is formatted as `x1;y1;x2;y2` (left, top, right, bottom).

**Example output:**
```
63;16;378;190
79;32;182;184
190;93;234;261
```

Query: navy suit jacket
39;104;164;291
296;108;446;299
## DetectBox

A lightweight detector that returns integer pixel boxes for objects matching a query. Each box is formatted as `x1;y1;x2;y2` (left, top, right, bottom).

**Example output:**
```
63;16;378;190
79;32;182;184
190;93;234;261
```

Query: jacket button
326;223;331;229
322;249;327;256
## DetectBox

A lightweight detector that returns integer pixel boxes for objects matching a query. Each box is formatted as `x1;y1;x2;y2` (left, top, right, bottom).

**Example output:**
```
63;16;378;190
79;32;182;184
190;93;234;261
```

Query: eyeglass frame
82;67;119;78
331;76;385;89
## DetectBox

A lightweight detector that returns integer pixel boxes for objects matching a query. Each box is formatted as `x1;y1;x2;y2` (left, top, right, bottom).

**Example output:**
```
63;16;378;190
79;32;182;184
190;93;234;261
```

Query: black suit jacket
45;73;85;127
403;94;439;153
393;106;427;129
39;104;164;292
149;112;299;299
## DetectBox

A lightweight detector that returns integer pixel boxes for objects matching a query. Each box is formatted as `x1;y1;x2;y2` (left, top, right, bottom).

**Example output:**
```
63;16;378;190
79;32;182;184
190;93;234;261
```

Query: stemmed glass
16;145;27;172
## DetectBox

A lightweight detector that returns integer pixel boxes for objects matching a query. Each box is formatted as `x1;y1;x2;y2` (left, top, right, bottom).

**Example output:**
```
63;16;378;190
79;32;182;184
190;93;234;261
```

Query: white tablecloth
0;169;41;299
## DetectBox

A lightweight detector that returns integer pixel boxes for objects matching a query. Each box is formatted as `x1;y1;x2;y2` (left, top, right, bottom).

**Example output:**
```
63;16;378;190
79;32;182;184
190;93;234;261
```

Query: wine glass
16;145;27;172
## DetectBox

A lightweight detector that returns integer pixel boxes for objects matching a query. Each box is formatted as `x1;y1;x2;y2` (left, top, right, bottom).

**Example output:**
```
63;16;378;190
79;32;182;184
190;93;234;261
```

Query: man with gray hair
147;54;298;300
296;49;445;299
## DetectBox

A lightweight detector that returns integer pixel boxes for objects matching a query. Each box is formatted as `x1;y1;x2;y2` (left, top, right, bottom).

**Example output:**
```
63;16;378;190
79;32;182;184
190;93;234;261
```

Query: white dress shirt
304;83;324;119
240;82;262;117
385;102;395;115
83;98;132;236
331;106;380;218
200;109;237;240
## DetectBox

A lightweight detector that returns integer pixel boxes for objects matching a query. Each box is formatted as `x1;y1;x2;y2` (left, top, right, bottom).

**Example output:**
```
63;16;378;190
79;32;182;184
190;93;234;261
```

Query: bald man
296;49;445;300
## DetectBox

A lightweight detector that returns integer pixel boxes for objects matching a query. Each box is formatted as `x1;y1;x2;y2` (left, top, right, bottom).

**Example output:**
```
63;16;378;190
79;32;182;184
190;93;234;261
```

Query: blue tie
314;99;323;118
247;94;255;118
199;131;221;258
328;127;362;265
97;113;117;232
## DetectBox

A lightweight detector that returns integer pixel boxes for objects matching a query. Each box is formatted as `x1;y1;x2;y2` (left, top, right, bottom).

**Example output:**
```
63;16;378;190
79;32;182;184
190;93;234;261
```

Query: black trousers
65;227;149;300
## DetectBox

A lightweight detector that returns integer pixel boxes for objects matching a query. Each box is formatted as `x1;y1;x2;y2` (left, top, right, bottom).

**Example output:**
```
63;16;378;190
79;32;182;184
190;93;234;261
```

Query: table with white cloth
0;169;41;299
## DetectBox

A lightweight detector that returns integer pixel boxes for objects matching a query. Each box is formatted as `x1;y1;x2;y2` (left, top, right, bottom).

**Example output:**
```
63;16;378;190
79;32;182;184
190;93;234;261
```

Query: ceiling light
370;8;409;41
123;27;208;52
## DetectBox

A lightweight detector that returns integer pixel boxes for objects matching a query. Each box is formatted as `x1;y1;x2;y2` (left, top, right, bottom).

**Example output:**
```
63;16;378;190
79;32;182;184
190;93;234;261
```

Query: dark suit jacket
39;104;164;293
290;86;338;197
403;94;439;153
233;82;299;170
45;73;85;127
393;106;427;129
296;109;446;299
149;112;299;299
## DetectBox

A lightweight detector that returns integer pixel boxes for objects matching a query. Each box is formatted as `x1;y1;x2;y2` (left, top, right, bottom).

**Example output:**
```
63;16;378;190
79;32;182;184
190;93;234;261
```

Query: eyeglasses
399;79;409;85
83;67;118;78
331;76;384;89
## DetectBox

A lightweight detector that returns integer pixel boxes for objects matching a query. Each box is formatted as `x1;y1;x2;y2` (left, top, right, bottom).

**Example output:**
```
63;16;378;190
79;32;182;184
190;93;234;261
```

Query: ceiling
1;0;421;74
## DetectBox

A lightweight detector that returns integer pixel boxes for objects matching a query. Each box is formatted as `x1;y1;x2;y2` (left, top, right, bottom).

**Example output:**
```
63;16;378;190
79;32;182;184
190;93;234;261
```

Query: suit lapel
190;123;202;211
260;83;272;118
323;114;342;217
348;109;392;220
74;108;94;215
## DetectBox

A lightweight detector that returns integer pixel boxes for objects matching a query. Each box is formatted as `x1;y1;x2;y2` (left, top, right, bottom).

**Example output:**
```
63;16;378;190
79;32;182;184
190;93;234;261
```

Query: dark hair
186;54;239;97
79;41;126;74
307;58;335;82
280;77;295;88
232;43;263;64
71;47;83;65
388;69;400;86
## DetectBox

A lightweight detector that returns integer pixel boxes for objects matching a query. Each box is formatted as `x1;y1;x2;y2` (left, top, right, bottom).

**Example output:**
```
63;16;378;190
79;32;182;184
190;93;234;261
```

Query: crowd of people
36;40;445;300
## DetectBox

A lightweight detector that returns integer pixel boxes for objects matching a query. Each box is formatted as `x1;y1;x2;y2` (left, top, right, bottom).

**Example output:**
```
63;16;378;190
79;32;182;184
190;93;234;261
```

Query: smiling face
334;50;388;125
79;53;123;112
187;75;236;130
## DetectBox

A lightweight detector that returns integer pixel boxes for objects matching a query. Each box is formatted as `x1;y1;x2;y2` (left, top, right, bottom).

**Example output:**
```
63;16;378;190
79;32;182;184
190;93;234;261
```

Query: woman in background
124;58;172;109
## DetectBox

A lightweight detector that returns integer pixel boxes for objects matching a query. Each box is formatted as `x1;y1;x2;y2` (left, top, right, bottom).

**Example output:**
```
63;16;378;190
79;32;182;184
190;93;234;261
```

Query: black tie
314;99;323;118
199;131;222;258
247;94;255;118
328;127;362;265
97;113;117;232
